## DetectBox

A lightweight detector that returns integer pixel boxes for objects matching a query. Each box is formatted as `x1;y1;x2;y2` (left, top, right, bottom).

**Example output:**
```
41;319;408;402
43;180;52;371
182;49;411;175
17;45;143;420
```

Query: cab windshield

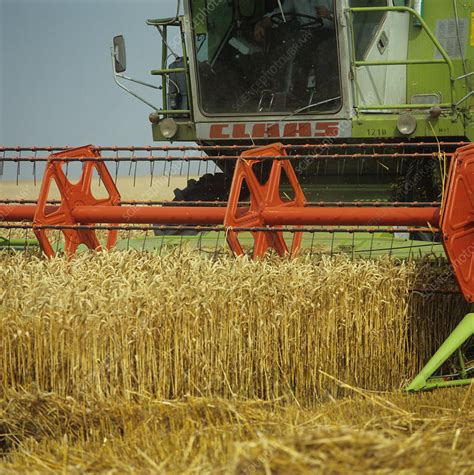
191;0;342;115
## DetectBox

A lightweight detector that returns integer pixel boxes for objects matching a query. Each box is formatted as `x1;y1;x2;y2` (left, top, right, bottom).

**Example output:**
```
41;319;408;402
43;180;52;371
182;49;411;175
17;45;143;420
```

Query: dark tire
391;157;443;242
173;173;232;202
154;173;243;236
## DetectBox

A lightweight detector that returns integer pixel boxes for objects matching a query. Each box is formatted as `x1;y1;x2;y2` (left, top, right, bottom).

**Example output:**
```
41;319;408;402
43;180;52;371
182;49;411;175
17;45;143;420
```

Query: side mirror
238;0;256;18
113;35;127;73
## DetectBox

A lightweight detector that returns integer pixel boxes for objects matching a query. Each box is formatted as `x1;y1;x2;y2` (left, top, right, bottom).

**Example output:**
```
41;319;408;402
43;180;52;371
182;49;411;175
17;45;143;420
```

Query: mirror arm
110;47;160;111
116;74;162;90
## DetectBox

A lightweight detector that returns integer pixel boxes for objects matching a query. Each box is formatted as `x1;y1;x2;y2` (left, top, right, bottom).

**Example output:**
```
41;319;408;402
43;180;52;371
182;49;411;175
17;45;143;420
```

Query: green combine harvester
114;0;474;391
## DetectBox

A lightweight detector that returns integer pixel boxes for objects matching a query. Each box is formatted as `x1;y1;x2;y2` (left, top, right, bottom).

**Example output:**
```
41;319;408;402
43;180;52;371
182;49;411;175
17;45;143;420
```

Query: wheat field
1;250;473;473
1;388;472;474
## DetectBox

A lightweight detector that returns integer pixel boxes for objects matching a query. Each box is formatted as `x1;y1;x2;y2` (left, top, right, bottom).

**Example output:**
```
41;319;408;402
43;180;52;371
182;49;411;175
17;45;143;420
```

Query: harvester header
1;142;473;390
2;0;473;394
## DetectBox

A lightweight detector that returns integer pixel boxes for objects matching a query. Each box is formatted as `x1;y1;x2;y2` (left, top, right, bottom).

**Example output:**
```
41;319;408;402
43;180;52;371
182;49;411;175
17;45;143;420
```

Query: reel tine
0;149;5;178
142;229;148;252
159;231;165;255
19;148;25;185
310;231;315;257
389;233;395;257
98;161;103;188
23;227;27;253
16;150;20;186
150;159;155;187
32;153;37;186
430;232;436;254
179;151;184;176
198;231;203;254
126;229;131;251
114;149;120;185
202;147;207;174
128;152;133;177
33;157;37;186
369;232;375;259
150;148;155;187
163;149;168;178
214;230;221;258
131;149;137;188
55;228;61;255
351;232;355;260
408;235;414;261
330;232;335;257
167;155;172;188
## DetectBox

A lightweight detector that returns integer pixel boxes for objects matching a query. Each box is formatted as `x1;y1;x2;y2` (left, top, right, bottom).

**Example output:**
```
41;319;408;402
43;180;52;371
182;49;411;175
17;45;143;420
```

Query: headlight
159;118;178;139
397;113;417;136
149;112;160;124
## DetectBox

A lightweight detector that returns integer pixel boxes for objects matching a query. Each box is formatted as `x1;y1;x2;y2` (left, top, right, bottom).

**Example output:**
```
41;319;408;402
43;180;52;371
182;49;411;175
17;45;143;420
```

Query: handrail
354;59;448;67
146;18;181;27
146;17;193;122
151;68;187;76
159;109;191;115
358;103;452;111
147;16;192;120
348;6;456;109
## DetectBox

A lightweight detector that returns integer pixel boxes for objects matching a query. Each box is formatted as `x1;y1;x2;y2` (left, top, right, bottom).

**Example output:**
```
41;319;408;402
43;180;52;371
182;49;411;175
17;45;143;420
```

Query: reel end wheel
225;143;305;259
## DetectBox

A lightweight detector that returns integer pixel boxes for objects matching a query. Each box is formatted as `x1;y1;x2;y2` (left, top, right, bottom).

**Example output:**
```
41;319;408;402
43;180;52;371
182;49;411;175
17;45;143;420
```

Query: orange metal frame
32;146;121;258
2;142;474;302
440;144;474;302
224;144;305;259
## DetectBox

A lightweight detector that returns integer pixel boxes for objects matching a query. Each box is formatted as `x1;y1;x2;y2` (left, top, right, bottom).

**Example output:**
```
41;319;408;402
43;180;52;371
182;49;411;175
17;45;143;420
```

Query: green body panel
350;4;470;139
0;237;39;250
407;4;454;104
155;113;468;143
407;1;473;110
406;0;473;140
152;121;197;141
352;113;466;139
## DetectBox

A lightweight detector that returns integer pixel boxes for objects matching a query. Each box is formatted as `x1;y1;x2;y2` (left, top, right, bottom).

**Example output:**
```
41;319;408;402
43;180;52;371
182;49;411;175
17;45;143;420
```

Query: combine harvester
1;0;473;389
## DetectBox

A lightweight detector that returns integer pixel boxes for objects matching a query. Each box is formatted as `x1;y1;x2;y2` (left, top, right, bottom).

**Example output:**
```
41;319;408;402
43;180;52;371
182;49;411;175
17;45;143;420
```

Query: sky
0;0;180;146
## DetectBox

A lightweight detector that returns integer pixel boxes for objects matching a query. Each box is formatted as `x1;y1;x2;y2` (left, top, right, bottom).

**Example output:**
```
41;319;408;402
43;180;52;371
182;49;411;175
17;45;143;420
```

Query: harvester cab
113;0;473;145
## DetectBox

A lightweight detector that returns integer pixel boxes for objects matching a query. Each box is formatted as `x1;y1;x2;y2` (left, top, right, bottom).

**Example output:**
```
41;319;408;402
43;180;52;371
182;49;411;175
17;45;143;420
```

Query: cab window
191;0;342;116
193;0;234;64
350;0;388;60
